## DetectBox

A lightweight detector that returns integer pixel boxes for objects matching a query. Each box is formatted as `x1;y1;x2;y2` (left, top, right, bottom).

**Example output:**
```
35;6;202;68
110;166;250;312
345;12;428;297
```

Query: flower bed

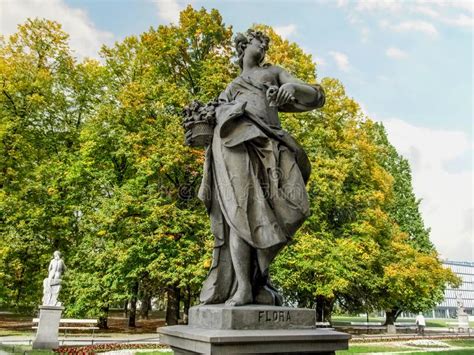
55;343;168;354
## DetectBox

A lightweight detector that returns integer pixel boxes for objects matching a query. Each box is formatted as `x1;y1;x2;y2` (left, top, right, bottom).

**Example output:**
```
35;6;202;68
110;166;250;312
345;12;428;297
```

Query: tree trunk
166;285;180;326
384;308;402;325
123;300;128;318
98;305;109;329
15;262;26;306
315;296;333;323
183;286;192;324
140;292;152;320
128;281;139;328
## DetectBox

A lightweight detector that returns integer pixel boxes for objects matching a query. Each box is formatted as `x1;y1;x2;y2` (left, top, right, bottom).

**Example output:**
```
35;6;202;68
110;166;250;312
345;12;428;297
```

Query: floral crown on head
235;29;270;68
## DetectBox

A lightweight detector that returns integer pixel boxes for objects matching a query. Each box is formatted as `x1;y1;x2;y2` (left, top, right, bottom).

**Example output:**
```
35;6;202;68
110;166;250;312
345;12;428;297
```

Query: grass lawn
445;339;474;347
0;329;34;336
337;338;474;354
135;352;173;355
402;351;474;355
0;344;52;354
332;315;474;327
337;344;410;353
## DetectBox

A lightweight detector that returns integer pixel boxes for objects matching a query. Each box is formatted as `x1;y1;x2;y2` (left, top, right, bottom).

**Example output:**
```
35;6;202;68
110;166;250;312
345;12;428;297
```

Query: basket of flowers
182;100;218;147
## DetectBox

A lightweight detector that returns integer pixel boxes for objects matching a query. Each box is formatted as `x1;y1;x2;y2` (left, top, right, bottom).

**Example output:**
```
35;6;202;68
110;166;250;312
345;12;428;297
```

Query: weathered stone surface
188;304;316;330
32;306;63;349
184;29;326;307
42;250;66;306
159;325;350;355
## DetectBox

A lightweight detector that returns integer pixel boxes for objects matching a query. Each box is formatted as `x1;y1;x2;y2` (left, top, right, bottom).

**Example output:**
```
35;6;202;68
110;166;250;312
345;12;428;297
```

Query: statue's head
235;29;270;69
53;250;61;259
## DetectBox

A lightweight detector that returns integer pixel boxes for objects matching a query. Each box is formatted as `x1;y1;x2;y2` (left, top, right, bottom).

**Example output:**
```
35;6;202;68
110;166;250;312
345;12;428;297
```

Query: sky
1;0;473;261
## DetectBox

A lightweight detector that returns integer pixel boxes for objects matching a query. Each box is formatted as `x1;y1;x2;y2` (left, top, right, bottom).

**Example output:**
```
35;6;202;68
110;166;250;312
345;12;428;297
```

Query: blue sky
1;0;472;261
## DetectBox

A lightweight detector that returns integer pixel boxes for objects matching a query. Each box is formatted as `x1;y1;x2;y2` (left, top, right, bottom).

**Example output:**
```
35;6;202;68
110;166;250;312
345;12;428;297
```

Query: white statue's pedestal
32;305;64;349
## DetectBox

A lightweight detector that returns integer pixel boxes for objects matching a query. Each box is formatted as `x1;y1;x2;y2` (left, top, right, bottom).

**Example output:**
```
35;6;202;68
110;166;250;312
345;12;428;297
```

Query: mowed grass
337;338;474;354
0;329;34;336
338;346;474;354
332;316;474;327
402;351;474;355
0;344;52;354
445;339;474;347
337;344;409;353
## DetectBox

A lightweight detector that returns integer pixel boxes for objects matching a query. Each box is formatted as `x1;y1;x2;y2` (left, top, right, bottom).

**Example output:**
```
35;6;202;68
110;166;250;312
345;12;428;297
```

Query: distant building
433;260;474;318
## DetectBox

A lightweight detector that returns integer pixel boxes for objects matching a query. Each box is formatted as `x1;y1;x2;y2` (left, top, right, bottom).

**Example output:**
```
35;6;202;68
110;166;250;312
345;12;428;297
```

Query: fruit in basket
182;100;217;147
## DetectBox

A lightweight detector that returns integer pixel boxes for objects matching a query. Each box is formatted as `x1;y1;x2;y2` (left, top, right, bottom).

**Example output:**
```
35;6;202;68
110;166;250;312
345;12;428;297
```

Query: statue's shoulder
262;63;283;73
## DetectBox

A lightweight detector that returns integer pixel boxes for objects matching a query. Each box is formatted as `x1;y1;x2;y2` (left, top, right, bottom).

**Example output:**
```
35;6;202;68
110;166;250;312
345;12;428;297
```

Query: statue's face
244;37;266;65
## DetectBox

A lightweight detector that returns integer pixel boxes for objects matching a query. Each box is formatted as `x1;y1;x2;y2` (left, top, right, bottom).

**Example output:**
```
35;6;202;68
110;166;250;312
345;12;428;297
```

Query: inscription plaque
258;310;291;322
188;304;315;330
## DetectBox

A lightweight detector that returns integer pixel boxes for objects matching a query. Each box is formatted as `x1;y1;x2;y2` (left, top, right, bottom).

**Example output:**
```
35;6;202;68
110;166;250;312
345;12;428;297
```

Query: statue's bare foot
225;288;252;306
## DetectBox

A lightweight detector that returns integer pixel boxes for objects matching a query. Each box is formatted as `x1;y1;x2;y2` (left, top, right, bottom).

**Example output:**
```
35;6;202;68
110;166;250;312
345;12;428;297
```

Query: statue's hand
276;83;296;106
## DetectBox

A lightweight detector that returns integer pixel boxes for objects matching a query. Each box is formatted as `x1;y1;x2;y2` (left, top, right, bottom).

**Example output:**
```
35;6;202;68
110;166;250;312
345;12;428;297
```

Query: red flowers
55;342;168;354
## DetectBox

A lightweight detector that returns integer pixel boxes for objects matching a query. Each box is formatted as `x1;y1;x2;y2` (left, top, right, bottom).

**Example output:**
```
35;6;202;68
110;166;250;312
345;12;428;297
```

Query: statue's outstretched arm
275;67;325;112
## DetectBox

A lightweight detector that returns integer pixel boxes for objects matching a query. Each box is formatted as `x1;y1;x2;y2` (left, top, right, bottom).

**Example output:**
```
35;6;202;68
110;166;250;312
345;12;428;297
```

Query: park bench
32;318;99;337
394;322;417;333
447;321;471;334
350;321;382;326
315;321;331;328
347;322;385;334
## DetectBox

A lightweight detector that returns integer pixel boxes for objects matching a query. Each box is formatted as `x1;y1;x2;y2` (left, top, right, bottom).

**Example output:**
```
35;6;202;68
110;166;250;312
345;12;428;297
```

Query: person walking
415;313;426;335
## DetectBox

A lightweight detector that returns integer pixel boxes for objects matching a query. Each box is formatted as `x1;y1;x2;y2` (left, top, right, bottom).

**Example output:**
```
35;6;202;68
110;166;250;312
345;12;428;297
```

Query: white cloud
413;5;473;29
382;20;439;37
0;0;114;60
355;0;402;13
413;5;440;18
381;118;473;261
329;51;350;72
386;47;408;59
151;0;184;24
274;24;297;39
316;56;326;66
442;14;474;29
336;0;349;7
340;0;473;30
422;0;473;14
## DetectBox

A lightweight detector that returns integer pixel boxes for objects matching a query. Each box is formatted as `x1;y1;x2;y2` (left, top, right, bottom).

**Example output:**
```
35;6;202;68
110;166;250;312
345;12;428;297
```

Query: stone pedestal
158;305;350;354
32;305;63;349
458;313;469;324
386;324;396;334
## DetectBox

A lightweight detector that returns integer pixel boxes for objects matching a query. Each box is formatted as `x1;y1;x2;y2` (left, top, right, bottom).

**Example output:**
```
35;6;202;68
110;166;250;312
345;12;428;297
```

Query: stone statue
456;292;466;315
42;251;66;306
184;29;325;307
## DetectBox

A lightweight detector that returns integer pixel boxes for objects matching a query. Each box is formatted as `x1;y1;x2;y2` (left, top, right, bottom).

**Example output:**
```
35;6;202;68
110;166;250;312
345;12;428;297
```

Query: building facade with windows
433;260;474;318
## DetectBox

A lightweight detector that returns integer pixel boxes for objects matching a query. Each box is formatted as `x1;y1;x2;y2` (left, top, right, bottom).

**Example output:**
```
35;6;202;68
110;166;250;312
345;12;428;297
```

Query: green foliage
0;19;99;309
62;5;234;316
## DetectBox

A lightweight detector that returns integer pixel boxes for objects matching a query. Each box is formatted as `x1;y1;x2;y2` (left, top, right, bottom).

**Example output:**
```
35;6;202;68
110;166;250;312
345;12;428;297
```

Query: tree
367;123;459;325
0;19;103;309
372;123;433;252
63;6;235;326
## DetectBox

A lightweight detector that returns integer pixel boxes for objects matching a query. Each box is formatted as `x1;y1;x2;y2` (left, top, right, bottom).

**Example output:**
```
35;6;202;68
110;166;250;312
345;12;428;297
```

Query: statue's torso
227;67;281;128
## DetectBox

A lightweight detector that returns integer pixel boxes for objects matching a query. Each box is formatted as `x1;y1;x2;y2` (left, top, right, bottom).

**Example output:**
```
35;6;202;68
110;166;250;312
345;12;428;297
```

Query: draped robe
197;73;325;304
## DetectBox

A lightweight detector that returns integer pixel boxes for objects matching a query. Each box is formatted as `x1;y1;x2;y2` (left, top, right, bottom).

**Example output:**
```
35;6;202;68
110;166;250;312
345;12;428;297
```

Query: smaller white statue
42;251;67;306
456;292;466;315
